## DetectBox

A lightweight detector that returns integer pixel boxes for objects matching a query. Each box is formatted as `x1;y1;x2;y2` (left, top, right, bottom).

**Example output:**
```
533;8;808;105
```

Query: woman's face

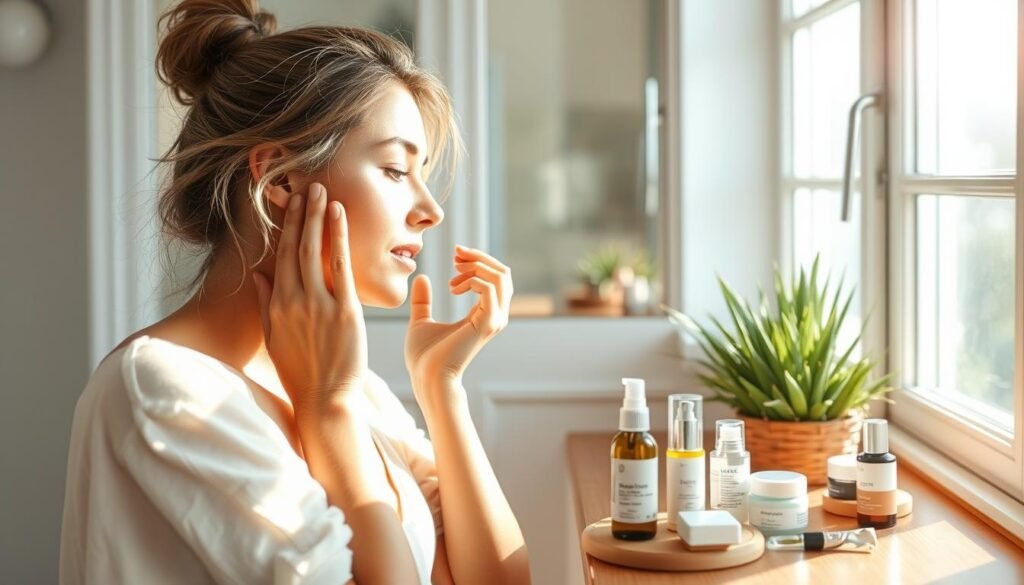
311;82;444;308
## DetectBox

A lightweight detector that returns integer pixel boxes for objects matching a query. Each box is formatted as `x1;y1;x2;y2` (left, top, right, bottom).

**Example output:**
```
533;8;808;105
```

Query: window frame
779;0;889;413
885;0;1024;498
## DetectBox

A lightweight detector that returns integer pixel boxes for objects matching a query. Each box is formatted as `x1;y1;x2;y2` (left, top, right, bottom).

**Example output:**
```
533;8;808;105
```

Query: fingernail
330;202;340;219
290;194;302;209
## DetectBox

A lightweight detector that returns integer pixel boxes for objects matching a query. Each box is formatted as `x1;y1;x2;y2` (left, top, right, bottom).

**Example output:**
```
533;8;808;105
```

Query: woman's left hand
404;245;513;407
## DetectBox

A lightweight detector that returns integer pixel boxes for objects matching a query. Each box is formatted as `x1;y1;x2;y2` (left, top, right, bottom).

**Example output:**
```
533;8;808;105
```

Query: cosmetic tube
766;527;877;553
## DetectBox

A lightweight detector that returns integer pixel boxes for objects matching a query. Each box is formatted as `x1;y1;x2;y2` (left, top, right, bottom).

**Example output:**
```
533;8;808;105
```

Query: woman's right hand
252;182;368;413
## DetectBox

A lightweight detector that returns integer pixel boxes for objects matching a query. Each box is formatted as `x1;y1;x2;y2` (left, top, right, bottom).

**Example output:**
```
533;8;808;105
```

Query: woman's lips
391;251;417;272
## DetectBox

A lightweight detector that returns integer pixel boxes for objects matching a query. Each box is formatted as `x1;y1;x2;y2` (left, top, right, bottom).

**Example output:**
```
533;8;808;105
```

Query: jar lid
749;471;807;499
827;454;858;481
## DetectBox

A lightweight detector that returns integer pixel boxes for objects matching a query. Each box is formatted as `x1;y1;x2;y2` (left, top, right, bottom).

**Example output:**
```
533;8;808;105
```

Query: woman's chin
324;275;408;309
362;280;409;309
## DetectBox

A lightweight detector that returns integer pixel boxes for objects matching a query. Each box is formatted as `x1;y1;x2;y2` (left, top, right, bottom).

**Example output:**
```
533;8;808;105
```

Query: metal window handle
841;93;880;222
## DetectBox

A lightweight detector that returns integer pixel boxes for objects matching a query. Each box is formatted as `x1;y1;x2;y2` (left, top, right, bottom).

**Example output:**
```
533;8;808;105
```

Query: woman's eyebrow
373;136;429;167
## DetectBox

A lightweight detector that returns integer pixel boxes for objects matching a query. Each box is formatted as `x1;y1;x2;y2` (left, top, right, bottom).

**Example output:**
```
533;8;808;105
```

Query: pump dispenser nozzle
679;401;698;450
619;378;650;432
714;419;746;453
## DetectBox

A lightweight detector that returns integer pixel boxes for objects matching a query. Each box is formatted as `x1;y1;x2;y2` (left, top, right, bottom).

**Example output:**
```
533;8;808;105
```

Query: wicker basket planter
738;410;864;486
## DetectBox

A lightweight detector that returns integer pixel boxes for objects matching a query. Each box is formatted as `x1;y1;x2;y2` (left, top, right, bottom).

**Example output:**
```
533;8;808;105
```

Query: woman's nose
410;185;444;228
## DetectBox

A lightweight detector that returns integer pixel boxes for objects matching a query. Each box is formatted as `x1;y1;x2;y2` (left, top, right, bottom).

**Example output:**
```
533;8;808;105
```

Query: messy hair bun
156;0;277;106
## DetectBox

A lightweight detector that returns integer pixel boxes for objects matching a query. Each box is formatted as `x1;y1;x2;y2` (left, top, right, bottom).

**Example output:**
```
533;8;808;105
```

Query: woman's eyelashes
383;167;409;182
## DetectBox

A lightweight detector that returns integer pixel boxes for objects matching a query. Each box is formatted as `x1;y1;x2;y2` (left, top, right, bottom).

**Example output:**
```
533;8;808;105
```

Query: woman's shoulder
69;334;256;468
84;334;252;422
120;335;254;412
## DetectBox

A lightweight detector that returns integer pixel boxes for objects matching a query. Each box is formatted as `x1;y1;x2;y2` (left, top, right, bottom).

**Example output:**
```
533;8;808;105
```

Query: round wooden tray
822;489;914;518
581;513;765;572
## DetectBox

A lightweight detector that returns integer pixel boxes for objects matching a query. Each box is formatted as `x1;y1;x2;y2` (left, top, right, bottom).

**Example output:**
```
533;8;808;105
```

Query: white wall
0;0;89;582
682;0;780;324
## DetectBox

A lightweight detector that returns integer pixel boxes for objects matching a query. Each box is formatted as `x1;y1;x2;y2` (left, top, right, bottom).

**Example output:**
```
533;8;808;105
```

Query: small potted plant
662;257;892;485
568;245;653;315
576;245;626;304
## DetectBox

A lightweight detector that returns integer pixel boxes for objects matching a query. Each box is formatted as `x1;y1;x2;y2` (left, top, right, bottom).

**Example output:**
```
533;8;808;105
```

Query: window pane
489;0;661;317
790;0;829;19
915;195;1016;420
792;188;863;351
915;0;1017;175
792;3;860;179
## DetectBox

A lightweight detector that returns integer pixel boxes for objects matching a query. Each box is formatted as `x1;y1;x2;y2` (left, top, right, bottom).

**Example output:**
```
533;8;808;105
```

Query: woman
59;1;530;583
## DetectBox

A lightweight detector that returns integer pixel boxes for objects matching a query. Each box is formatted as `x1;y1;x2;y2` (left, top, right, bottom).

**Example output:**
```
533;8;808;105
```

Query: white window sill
890;424;1024;547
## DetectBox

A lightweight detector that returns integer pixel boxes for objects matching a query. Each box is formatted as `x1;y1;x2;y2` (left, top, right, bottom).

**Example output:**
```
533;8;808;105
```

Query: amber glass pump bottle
611;378;658;540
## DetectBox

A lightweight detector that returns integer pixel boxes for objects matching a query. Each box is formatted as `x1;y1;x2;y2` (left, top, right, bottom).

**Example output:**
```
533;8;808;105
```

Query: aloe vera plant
662;257;891;421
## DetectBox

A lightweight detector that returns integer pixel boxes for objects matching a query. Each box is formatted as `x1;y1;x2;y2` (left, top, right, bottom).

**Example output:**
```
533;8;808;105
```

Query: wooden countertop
567;432;1024;584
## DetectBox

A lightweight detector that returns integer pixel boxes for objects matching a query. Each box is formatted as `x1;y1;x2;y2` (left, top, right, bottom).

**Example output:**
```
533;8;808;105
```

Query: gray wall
0;0;89;583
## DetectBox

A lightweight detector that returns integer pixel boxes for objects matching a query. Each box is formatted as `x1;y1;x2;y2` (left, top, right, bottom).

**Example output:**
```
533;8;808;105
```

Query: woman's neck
164;247;273;376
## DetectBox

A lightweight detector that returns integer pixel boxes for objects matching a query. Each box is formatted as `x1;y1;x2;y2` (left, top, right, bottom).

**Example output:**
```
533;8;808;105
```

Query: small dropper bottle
611;378;658;540
857;419;898;529
710;419;750;522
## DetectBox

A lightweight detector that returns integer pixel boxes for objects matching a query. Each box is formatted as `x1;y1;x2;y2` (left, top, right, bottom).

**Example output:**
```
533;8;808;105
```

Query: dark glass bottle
857;419;897;529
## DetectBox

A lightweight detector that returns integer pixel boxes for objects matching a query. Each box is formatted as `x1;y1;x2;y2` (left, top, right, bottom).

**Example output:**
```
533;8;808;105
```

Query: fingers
300;183;328;298
328;199;359;305
274;192;306;297
454;244;509;275
451;276;504;334
453;260;502;282
451;259;513;308
409;274;433;323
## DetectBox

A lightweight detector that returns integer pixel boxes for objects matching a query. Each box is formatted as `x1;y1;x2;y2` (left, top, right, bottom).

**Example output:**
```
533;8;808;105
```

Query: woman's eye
383;168;409;182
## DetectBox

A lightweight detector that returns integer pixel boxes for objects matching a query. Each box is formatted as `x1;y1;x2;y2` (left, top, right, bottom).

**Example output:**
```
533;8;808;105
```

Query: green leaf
826;361;873;419
808;399;834;421
765;398;798;421
738;377;773;415
783;370;809;418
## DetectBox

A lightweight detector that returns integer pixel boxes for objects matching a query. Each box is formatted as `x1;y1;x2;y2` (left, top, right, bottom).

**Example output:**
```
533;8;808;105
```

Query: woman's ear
249;144;294;210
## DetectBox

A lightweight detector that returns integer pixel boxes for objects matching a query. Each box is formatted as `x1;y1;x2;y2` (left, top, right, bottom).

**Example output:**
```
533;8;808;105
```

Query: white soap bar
677;510;742;547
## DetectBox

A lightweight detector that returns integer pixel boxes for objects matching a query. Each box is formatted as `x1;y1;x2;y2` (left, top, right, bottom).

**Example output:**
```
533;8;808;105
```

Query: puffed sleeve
115;341;354;585
364;372;443;537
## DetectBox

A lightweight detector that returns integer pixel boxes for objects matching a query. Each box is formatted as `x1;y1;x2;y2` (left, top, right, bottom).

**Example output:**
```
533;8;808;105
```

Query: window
905;0;1017;419
888;0;1022;495
783;0;873;353
783;0;1022;497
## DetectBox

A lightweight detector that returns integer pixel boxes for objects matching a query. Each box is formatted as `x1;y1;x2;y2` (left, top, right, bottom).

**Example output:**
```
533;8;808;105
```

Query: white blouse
60;335;441;585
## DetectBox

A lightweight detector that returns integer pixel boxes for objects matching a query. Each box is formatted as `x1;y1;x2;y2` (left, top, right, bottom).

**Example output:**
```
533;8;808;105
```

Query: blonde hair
154;0;461;300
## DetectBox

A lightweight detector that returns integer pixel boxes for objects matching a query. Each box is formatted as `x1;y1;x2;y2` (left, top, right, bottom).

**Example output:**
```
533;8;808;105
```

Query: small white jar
827;454;858;501
747;471;809;536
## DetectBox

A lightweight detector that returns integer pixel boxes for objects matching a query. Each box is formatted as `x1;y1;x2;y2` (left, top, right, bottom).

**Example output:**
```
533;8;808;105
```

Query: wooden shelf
568;431;1024;584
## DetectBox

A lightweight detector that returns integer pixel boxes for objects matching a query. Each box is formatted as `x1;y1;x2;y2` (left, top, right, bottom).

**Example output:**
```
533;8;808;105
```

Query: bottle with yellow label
667;393;705;531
